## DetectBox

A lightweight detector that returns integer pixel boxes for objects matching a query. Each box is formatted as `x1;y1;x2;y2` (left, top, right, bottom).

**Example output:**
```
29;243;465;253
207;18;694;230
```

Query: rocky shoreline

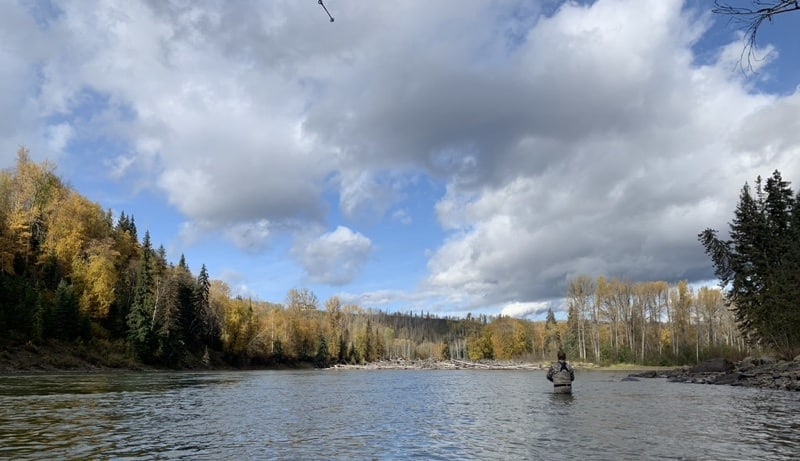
628;356;800;391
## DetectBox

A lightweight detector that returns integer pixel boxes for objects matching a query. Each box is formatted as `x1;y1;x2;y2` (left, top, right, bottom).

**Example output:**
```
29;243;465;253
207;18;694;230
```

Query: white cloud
338;170;396;221
3;0;800;314
414;0;800;310
292;226;373;285
44;123;74;156
500;301;554;319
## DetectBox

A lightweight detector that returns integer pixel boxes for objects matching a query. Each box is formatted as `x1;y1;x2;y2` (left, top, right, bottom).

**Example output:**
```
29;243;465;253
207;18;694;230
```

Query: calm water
0;369;798;460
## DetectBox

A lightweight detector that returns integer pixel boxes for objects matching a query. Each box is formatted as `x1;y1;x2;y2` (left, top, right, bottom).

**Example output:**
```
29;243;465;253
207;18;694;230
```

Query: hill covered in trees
1;148;752;370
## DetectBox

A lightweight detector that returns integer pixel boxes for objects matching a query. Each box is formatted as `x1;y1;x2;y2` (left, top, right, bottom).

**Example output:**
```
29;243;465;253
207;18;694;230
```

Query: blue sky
2;0;799;319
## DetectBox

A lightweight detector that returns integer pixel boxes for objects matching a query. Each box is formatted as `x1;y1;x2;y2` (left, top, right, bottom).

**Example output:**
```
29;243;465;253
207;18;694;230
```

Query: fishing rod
319;0;334;22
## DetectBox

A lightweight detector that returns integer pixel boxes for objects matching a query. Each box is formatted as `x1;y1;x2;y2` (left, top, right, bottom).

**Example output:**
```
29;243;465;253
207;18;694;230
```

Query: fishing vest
552;361;573;392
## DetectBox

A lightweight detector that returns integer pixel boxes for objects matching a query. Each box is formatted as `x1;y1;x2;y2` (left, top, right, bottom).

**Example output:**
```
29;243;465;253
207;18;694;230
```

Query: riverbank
0;342;659;374
628;356;800;391
10;339;784;386
0;339;146;373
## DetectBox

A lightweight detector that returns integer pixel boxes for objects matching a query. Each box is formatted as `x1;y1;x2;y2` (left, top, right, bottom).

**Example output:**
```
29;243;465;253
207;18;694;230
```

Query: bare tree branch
713;1;800;72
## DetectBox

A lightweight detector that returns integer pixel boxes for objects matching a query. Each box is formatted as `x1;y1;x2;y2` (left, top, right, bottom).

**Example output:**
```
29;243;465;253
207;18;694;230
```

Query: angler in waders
546;350;575;394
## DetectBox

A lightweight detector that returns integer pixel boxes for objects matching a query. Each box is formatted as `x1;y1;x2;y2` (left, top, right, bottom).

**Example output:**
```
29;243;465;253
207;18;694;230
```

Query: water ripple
1;370;798;460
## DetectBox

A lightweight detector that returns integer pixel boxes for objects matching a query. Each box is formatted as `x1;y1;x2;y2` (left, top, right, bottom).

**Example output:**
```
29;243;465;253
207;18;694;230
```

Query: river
0;369;797;460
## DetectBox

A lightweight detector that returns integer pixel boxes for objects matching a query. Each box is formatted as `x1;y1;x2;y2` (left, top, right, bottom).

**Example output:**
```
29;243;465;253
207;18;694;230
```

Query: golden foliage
74;239;119;319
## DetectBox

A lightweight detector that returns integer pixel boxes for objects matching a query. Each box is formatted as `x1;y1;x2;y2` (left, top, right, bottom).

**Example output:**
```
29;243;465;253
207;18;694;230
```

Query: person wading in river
546;350;575;394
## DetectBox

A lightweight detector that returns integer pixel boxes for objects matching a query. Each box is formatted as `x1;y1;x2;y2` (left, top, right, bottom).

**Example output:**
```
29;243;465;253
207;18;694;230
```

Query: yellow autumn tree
41;190;110;272
3;148;62;271
487;316;531;360
73;238;119;319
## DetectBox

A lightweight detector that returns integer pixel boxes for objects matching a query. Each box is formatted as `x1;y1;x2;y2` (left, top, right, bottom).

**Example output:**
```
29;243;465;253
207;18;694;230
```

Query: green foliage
544;308;561;357
53;281;82;341
700;170;800;358
127;232;155;360
315;335;330;367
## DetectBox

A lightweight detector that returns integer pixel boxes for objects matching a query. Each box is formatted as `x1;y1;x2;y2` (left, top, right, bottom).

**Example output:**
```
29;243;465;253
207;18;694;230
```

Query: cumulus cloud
15;0;333;227
0;2;61;163
292;226;373;285
415;1;798;308
2;0;800;315
501;301;554;319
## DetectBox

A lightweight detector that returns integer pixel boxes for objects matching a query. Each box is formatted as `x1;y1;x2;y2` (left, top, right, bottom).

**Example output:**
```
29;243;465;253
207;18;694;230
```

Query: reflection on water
0;370;798;460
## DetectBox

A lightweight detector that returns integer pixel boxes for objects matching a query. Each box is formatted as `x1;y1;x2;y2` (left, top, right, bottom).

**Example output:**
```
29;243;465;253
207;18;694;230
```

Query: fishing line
319;0;334;22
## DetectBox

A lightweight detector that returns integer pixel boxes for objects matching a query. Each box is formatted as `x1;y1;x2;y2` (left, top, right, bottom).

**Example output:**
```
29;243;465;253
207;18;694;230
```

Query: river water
0;369;797;460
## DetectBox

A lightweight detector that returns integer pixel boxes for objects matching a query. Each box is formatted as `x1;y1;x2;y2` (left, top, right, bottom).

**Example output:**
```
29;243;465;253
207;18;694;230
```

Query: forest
0;148;763;369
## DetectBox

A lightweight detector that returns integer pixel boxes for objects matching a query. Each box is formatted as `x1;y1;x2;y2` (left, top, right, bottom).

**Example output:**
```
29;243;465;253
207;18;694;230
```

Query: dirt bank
0;339;143;373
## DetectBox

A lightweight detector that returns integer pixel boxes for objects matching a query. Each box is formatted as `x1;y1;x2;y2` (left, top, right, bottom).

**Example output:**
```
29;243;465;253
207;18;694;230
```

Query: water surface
1;369;797;460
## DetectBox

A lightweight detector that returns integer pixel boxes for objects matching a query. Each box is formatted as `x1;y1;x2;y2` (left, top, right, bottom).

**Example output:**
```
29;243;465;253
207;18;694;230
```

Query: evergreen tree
565;301;580;360
195;264;220;349
544;308;561;357
337;333;347;364
273;338;284;363
53;280;80;341
173;257;198;352
362;319;374;362
315;335;330;367
127;232;154;360
699;170;800;357
154;270;185;366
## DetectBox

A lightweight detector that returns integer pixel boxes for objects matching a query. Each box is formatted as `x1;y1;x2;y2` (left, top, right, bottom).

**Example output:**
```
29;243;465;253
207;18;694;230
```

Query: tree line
212;277;750;366
3;149;793;368
563;277;746;365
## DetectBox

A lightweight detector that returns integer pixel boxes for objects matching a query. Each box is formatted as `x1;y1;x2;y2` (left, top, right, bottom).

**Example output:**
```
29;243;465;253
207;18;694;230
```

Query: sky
1;0;799;319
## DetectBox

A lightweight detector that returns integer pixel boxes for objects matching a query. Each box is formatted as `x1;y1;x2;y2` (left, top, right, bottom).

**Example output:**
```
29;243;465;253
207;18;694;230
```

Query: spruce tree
127;232;154;360
154;271;185;366
544;308;561;357
699;170;800;357
53;280;80;341
315;335;330;367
